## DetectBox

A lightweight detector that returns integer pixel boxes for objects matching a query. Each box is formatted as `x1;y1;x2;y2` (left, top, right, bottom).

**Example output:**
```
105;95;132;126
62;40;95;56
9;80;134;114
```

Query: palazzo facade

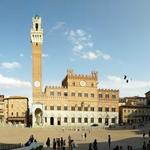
31;16;119;127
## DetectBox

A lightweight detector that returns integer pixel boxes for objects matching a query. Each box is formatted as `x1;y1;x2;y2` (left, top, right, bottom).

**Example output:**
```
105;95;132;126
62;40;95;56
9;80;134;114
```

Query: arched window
35;23;38;31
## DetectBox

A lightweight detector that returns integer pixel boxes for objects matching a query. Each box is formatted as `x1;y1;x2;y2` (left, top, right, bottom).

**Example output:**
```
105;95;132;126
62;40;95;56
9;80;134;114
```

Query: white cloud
0;74;31;88
107;75;122;82
81;50;111;60
81;51;98;60
100;75;150;97
42;53;48;58
66;29;93;52
49;22;66;33
0;62;21;69
19;53;24;57
65;29;111;61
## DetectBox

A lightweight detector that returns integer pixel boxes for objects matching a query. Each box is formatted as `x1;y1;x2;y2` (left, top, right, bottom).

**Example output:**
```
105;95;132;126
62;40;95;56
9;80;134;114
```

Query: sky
0;0;150;99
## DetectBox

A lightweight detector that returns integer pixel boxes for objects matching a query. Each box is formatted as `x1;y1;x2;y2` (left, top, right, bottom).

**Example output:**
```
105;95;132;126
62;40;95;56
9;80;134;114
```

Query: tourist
84;132;87;140
143;141;146;150
62;139;66;150
93;139;97;150
61;137;63;148
71;140;77;150
108;135;111;149
24;134;34;146
143;132;146;139
53;138;56;149
46;137;50;147
68;135;71;150
147;140;150;150
88;143;93;150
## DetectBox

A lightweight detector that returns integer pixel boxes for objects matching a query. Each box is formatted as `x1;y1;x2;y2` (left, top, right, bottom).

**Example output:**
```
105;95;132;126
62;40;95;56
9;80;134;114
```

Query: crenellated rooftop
98;88;119;92
45;85;67;89
66;69;98;80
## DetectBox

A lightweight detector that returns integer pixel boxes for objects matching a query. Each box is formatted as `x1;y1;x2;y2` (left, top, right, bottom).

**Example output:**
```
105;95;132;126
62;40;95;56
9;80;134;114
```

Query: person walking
53;138;56;150
143;141;146;150
84;132;87;141
93;139;97;150
46;137;50;148
108;135;111;149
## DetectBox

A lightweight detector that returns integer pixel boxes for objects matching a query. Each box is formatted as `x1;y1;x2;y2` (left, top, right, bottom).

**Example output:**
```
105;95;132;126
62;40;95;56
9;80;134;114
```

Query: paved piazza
0;125;149;150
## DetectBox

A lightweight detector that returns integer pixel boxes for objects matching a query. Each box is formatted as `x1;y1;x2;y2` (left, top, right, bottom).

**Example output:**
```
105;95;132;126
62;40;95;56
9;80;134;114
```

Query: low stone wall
12;142;43;150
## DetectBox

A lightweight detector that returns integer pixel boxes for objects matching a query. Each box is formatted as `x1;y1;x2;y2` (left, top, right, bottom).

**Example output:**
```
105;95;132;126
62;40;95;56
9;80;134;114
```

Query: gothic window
98;118;102;123
105;94;109;99
50;92;54;96
71;106;75;111
111;118;116;123
71;117;75;123
57;106;61;110
112;95;116;99
78;107;82;111
64;92;68;96
112;108;116;112
91;93;94;98
91;107;94;111
105;107;109;112
64;117;68;123
84;93;88;97
45;106;47;110
98;107;102;112
78;118;82;123
50;106;54;110
71;92;75;96
78;93;82;97
84;118;88;123
91;118;94;123
57;92;61;96
84;107;88;111
64;106;68;110
45;117;47;123
16;112;18;117
98;94;103;99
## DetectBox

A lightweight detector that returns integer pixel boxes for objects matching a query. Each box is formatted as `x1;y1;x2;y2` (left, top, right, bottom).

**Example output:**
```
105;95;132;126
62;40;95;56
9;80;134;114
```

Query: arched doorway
35;108;43;126
50;117;54;125
57;117;61;125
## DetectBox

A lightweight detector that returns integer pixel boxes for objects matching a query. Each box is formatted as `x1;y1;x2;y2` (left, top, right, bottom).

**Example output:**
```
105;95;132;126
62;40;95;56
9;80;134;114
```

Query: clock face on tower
34;81;40;88
80;80;86;87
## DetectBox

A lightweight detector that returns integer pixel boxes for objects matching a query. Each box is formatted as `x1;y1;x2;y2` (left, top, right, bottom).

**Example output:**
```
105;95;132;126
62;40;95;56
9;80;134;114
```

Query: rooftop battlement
45;86;67;89
67;69;98;80
98;88;119;92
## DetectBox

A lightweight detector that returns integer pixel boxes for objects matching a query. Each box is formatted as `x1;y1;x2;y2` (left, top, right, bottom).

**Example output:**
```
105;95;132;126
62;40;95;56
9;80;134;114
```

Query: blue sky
0;0;150;98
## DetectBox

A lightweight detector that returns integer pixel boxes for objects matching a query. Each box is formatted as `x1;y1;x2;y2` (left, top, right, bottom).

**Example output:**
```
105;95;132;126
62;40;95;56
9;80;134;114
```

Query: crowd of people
23;129;150;150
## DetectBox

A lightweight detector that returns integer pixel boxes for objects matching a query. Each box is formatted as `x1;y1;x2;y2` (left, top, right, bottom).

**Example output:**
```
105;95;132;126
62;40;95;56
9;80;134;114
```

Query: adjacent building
119;95;150;124
4;96;29;126
0;95;4;123
31;15;119;127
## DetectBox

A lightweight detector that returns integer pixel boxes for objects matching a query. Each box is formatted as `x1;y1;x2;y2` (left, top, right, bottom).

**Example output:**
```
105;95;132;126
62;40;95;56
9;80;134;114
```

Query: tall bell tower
30;15;43;102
